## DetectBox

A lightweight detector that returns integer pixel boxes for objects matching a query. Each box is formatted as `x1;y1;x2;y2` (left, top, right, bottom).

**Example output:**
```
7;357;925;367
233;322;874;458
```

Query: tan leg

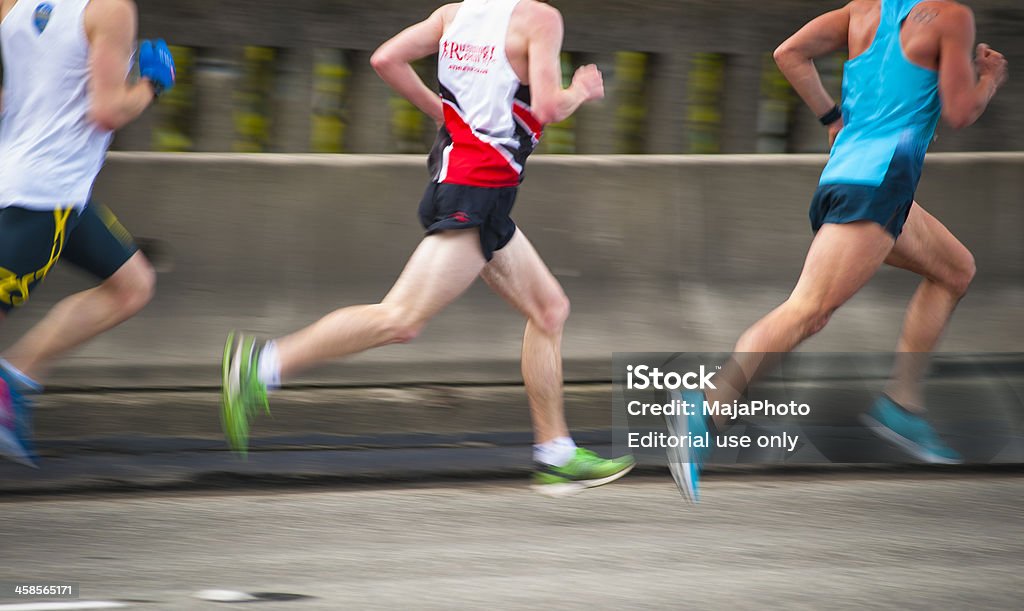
883;202;976;411
480;230;571;444
4;251;155;382
710;221;896;426
276;229;487;379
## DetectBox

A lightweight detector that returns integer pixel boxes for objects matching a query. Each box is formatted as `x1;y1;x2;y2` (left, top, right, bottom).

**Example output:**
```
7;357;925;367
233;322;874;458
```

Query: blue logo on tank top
33;3;54;34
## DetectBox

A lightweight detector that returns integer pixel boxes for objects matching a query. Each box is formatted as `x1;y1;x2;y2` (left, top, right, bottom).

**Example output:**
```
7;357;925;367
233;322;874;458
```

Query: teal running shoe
664;389;712;503
862;396;962;464
531;448;635;497
0;369;36;468
221;332;270;456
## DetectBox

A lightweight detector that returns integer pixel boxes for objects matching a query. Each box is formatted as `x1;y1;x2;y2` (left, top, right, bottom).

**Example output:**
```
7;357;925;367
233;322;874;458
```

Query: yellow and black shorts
0;202;138;313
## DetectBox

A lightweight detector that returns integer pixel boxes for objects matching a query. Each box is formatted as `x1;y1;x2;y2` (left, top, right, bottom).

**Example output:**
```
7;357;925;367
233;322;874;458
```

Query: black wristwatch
819;104;842;126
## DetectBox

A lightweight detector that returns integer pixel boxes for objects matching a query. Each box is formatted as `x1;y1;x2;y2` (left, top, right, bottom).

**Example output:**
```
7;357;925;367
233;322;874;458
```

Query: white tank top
0;0;113;210
430;0;542;188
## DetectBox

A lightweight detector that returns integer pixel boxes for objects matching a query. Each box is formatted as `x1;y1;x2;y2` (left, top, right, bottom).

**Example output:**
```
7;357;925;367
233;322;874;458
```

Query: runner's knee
378;304;424;344
786;297;836;338
943;250;976;298
105;256;156;316
532;292;570;335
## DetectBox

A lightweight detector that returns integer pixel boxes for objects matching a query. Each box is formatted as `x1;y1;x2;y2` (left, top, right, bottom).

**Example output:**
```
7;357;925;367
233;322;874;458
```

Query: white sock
534;436;577;467
257;341;281;390
0;358;43;393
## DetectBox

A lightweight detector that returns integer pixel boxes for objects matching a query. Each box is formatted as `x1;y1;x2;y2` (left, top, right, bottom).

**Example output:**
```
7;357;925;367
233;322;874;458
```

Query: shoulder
921;1;975;49
923;1;974;31
845;0;874;18
84;0;136;27
517;0;562;26
434;3;460;20
84;0;136;43
514;0;562;40
431;2;462;31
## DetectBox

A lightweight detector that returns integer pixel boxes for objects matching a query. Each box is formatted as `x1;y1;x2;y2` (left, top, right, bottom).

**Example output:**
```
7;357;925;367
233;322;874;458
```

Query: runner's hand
828;117;844;149
975;44;1008;90
571;64;604;103
139;39;176;98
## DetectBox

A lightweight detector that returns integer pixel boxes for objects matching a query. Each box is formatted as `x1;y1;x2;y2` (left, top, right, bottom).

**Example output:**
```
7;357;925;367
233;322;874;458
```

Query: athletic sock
534;436;577;467
0;359;43;393
256;341;281;390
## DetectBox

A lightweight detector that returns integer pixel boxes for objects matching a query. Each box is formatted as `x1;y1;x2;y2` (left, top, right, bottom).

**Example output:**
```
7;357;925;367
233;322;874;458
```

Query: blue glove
139;39;176;98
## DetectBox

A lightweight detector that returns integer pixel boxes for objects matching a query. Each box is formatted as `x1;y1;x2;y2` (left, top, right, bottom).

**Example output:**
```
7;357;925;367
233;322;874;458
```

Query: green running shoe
531;448;635;497
221;332;270;456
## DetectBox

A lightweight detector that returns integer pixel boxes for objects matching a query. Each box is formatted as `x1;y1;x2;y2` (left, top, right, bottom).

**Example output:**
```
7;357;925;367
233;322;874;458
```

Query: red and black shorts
418;182;518;261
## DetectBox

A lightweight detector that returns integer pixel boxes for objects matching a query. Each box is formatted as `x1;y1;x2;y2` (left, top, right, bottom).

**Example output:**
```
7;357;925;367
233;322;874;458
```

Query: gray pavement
1;475;1022;610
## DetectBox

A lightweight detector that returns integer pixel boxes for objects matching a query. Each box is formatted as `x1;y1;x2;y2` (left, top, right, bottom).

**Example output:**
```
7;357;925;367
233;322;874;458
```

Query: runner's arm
86;0;155;131
774;6;850;120
527;4;603;125
936;6;1006;129
371;6;449;124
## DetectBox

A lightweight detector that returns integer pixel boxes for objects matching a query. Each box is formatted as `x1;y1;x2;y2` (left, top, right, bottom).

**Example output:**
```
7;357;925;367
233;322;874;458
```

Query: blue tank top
819;0;942;187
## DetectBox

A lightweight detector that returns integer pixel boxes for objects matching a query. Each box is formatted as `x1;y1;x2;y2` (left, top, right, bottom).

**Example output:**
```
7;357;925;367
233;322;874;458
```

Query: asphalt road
1;474;1022;610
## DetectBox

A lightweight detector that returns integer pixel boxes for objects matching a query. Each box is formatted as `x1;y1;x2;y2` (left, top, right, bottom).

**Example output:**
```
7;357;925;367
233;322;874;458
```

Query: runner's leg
275;228;487;379
482;229;634;494
480;229;570;444
4;252;154;381
4;204;154;382
882;202;976;411
710;221;896;424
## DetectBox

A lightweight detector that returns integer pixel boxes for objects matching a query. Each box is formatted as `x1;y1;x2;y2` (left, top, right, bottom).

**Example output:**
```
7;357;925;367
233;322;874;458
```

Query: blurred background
118;0;1022;155
1;0;1016;387
1;0;1020;487
2;2;1023;609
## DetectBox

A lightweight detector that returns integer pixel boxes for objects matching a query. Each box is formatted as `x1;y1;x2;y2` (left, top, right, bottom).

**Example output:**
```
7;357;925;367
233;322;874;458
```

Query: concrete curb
3;444;1022;497
2;355;1020;494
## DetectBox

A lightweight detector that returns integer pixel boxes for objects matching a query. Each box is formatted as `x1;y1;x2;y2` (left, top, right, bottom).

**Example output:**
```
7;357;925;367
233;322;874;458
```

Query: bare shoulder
846;0;877;18
926;1;974;29
907;1;971;25
905;1;972;47
83;0;136;43
435;3;460;21
84;0;136;25
516;0;562;27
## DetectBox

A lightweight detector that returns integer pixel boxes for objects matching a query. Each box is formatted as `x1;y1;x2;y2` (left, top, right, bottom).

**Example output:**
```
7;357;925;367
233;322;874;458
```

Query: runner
221;0;635;496
668;0;1007;501
0;0;176;466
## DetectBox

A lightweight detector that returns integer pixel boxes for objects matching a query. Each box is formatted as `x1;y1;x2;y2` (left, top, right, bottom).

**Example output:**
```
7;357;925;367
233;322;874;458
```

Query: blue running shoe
664;389;713;503
0;370;36;468
861;396;962;464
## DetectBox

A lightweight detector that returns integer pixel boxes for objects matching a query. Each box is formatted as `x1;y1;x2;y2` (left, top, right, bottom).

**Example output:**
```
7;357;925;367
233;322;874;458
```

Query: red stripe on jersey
441;103;521;188
512;102;543;143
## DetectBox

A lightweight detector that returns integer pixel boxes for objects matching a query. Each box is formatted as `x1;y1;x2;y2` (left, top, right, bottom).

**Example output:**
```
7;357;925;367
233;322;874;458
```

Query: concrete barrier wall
2;153;1021;388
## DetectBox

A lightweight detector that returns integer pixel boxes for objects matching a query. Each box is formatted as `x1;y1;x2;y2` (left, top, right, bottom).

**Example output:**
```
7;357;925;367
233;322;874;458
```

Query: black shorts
418;182;518;261
810;149;919;239
0;203;138;313
809;183;913;239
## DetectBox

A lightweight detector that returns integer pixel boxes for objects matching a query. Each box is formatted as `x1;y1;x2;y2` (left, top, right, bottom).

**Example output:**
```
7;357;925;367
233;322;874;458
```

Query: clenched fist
975;43;1008;89
571;64;605;103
